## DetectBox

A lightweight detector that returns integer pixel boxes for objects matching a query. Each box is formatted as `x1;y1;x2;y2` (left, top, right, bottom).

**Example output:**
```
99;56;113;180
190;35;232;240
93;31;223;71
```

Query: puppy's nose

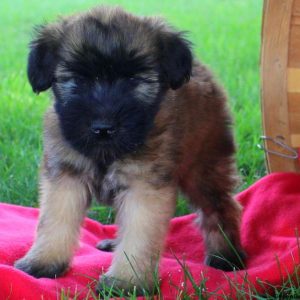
90;121;115;138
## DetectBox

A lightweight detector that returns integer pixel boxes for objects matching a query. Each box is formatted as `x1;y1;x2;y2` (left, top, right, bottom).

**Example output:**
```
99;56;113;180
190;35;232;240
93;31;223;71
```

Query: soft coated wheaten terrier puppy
15;6;245;295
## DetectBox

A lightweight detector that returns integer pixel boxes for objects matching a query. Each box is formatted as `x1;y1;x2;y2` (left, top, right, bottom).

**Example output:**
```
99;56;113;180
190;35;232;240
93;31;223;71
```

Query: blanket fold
0;173;299;299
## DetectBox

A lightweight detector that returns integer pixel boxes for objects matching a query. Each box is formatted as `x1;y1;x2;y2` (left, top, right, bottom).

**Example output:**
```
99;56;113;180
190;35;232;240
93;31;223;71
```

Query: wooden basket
261;0;300;172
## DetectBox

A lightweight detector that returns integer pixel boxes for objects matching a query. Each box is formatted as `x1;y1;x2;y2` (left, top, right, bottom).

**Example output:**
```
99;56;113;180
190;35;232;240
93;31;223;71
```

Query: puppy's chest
91;161;141;204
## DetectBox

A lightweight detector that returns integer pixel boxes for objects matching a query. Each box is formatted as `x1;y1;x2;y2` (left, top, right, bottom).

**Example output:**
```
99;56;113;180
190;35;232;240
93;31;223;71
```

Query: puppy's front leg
98;181;176;293
15;172;90;278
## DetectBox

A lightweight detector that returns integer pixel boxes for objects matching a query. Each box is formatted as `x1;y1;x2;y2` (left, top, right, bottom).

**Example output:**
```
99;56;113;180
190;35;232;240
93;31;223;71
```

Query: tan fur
15;173;90;272
107;180;176;287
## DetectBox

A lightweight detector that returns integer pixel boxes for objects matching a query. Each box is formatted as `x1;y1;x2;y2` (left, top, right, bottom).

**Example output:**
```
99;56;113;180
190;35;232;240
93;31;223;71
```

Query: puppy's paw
96;239;117;252
205;248;246;272
14;257;68;278
96;274;150;299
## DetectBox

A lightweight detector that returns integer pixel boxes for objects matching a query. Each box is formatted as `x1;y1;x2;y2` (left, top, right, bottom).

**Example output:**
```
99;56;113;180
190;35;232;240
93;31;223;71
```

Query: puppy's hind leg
96;239;117;252
15;171;90;278
181;156;245;271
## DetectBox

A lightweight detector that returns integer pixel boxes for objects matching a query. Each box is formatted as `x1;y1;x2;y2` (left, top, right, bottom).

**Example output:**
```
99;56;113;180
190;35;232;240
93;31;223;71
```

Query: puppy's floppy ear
28;24;62;93
157;31;193;90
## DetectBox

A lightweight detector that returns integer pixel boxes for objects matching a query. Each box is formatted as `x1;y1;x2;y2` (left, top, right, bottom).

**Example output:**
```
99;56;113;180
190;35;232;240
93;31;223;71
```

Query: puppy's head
28;7;192;163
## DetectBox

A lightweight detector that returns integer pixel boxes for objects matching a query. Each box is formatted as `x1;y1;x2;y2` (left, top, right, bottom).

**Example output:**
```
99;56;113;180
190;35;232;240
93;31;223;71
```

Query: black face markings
28;9;193;164
53;71;162;164
51;20;164;163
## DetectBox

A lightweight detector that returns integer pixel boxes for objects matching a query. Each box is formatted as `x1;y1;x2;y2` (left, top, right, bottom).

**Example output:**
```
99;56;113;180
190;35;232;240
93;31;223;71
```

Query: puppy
15;6;245;294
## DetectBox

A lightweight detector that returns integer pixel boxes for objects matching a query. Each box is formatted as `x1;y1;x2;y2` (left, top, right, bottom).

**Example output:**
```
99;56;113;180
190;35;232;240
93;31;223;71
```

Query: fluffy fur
15;6;245;295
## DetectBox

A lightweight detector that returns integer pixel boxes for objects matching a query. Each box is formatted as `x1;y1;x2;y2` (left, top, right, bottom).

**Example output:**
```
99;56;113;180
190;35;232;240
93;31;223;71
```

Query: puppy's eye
73;76;88;86
56;78;77;90
129;77;141;83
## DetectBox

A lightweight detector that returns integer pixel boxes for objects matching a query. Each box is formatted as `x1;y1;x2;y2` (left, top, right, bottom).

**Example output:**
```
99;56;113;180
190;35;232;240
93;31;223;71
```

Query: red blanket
0;173;299;299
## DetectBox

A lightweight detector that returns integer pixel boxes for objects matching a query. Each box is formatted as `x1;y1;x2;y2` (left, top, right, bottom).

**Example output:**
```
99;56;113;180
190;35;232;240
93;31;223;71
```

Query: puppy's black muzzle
90;121;116;139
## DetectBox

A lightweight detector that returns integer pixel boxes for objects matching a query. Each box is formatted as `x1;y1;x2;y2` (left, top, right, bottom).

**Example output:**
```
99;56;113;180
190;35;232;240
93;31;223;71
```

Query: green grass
59;252;300;300
0;0;265;208
0;0;281;299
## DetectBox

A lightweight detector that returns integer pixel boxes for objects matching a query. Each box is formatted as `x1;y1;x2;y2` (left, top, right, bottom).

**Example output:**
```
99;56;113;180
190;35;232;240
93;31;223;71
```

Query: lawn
0;0;265;211
0;0;276;299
